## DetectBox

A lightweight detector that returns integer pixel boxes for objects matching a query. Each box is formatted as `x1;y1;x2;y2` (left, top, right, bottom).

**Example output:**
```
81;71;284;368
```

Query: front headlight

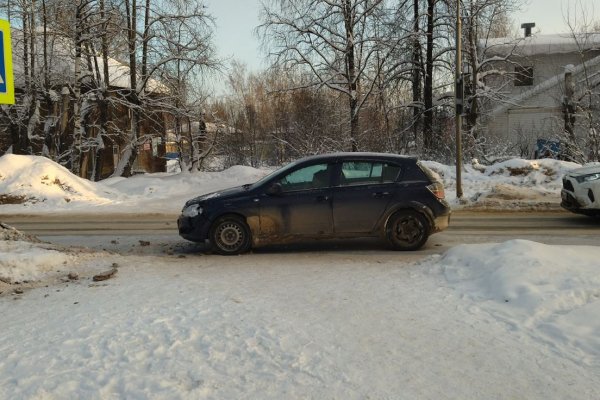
182;203;203;218
575;173;600;183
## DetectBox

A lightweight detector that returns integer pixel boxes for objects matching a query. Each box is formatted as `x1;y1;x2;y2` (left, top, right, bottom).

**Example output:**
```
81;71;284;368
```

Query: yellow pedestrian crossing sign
0;19;14;105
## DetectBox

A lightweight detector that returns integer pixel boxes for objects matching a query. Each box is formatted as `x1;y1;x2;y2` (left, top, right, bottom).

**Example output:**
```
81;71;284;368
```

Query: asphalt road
1;210;599;254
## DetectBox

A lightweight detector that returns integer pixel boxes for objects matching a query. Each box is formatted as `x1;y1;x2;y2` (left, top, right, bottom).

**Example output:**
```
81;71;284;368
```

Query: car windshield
249;159;303;189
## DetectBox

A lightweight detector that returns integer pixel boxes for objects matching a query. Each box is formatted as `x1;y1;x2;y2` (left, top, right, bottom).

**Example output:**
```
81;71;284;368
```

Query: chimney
521;23;535;37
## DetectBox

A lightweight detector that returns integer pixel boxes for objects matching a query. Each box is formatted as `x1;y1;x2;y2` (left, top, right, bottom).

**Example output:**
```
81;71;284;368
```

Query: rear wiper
242;184;252;190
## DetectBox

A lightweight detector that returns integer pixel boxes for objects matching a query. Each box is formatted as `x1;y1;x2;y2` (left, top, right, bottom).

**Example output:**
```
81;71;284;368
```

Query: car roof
295;152;417;164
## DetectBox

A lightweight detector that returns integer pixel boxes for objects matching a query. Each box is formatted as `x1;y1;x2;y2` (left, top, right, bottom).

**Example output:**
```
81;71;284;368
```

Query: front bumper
561;187;600;216
177;214;211;242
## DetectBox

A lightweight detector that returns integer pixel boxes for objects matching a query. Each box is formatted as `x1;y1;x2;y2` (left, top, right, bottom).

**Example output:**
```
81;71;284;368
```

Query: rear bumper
432;212;451;233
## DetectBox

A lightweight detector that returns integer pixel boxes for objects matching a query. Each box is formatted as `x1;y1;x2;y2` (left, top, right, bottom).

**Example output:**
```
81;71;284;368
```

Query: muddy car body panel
178;152;451;253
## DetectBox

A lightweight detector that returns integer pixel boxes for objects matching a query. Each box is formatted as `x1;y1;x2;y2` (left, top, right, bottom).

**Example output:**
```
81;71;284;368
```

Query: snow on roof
483;33;600;57
10;29;168;93
89;57;169;94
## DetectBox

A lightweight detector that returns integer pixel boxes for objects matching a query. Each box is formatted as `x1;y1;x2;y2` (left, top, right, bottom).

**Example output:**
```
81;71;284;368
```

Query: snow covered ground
1;154;600;398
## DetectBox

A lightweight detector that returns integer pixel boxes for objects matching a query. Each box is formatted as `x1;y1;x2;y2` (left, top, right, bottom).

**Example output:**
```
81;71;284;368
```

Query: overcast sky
519;0;598;34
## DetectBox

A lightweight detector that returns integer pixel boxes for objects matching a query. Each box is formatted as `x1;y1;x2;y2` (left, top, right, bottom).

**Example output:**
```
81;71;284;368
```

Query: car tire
385;210;429;251
209;215;252;255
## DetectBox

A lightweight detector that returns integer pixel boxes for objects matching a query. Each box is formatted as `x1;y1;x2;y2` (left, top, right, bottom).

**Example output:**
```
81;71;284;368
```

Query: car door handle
316;195;329;202
372;192;390;198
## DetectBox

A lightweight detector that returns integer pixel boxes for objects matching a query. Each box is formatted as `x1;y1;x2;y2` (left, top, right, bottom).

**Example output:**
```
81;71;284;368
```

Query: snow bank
98;165;269;212
423;158;581;208
1;222;40;242
438;240;600;365
0;154;122;208
0;240;72;283
0;155;270;213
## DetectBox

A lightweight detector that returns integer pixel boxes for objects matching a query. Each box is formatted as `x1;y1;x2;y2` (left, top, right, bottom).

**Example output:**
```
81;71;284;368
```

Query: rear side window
339;161;401;186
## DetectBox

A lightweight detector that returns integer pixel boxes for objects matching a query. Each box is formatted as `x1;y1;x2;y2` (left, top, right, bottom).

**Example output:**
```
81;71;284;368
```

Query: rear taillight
427;182;445;200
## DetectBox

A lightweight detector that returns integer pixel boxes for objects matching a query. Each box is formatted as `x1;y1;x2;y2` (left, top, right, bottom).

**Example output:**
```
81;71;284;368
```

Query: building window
515;65;534;87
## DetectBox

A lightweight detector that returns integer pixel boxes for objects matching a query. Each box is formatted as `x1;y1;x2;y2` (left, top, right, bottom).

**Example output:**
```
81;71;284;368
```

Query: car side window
278;163;330;192
340;162;400;186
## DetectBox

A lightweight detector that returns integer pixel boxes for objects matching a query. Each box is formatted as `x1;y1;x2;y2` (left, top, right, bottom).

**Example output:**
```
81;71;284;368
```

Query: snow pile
0;222;40;242
424;158;580;208
0;154;270;213
439;240;600;365
0;240;72;283
99;165;269;212
0;154;122;207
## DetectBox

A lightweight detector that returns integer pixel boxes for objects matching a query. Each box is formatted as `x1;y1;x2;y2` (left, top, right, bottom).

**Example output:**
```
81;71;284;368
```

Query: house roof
483;33;600;57
10;28;168;93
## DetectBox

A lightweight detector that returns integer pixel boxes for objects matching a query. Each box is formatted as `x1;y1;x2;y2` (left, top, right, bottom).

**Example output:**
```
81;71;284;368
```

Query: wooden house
0;29;169;179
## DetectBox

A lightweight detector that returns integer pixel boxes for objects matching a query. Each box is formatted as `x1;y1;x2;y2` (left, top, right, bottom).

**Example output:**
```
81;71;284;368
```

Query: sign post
454;0;463;199
0;19;14;105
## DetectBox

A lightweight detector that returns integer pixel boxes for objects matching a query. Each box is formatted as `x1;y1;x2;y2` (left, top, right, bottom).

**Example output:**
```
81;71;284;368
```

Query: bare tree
260;0;407;151
155;0;219;173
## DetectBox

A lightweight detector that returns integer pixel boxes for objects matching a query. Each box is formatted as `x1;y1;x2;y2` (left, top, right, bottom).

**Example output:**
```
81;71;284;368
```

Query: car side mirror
266;182;283;196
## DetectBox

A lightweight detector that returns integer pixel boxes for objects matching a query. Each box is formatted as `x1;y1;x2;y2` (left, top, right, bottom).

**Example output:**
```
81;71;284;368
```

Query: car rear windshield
417;161;442;183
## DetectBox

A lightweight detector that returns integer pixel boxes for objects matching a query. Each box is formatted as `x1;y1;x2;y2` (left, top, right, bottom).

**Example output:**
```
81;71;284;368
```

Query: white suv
561;164;600;216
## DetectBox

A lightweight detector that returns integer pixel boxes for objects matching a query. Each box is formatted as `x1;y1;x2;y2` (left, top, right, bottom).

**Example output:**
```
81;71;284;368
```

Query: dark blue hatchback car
178;152;451;254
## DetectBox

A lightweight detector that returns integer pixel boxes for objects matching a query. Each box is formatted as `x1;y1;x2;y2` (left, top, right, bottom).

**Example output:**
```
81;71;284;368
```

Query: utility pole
455;0;463;198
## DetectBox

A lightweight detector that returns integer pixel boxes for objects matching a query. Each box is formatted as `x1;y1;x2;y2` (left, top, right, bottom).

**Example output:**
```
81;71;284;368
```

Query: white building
480;28;600;158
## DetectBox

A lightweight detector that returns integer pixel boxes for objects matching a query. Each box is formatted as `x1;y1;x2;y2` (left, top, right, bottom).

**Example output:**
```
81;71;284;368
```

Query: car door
331;160;401;234
258;162;334;239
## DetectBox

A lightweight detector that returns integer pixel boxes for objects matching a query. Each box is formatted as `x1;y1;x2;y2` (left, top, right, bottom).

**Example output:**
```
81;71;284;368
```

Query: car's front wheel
210;215;252;255
385;210;429;251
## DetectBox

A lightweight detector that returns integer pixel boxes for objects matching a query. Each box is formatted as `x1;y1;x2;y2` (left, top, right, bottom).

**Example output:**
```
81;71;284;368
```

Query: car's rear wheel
210;215;252;255
385;210;429;251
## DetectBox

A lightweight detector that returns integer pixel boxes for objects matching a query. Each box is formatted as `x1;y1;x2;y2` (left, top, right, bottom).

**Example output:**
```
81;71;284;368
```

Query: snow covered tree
0;0;218;179
113;0;218;177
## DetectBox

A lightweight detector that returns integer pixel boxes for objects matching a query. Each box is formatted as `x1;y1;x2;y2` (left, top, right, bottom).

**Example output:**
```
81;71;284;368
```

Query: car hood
567;164;600;177
185;185;249;206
